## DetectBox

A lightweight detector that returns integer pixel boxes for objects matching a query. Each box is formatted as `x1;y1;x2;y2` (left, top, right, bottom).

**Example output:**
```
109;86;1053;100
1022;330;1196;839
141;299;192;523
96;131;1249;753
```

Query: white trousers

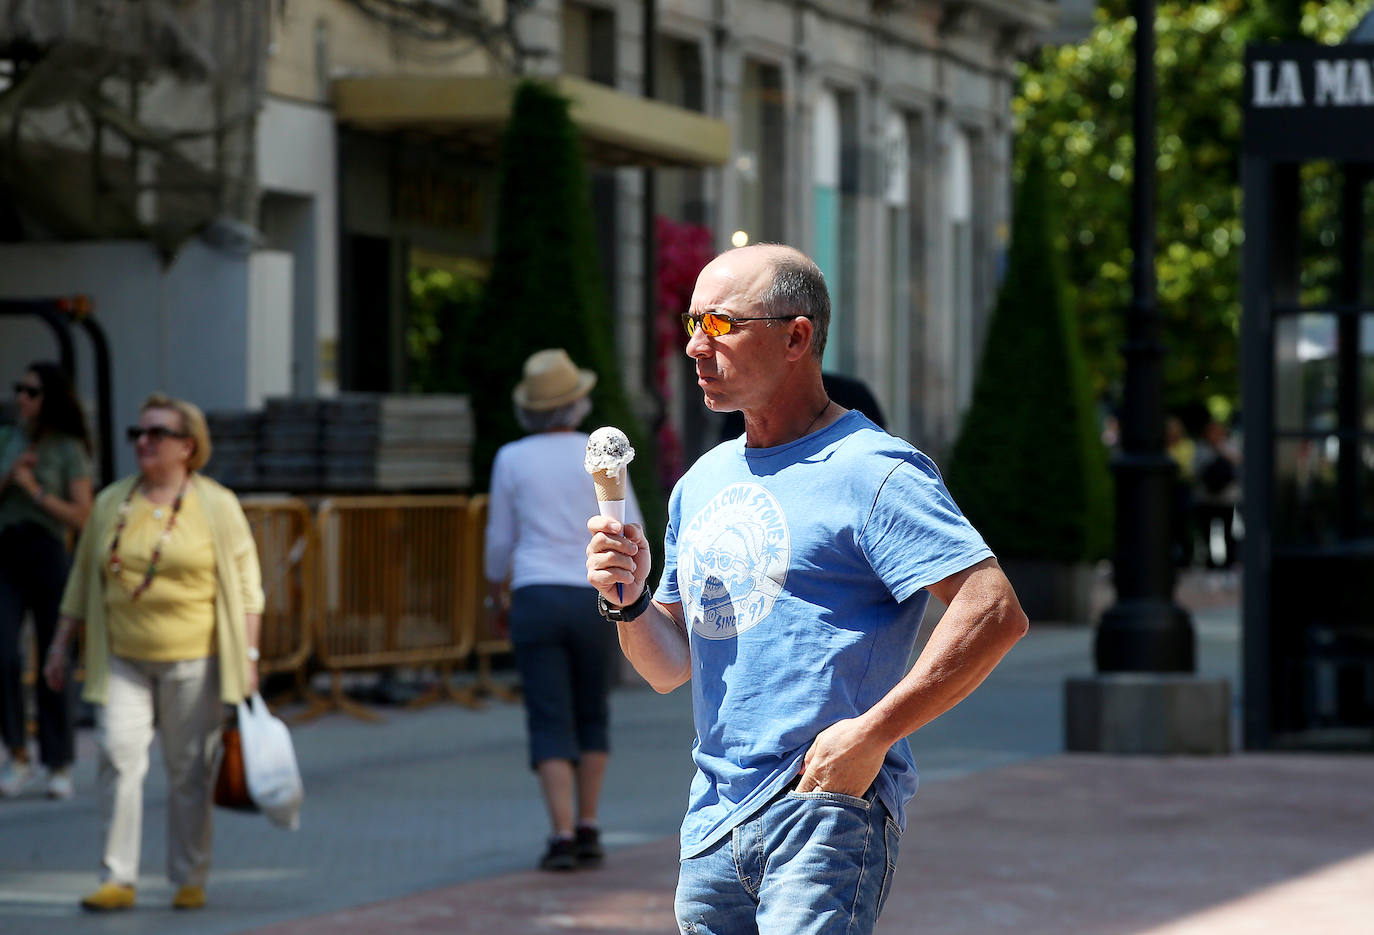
96;654;222;888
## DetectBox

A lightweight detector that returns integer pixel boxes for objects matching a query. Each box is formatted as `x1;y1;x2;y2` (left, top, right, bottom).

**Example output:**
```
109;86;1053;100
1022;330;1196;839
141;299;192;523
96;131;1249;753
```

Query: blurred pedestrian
0;362;94;800
1194;418;1241;570
43;393;264;912
485;349;642;871
586;245;1027;934
1165;416;1196;569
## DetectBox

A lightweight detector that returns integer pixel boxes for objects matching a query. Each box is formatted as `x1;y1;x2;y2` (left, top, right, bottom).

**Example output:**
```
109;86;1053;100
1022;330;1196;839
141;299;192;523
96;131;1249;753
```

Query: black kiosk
1242;35;1374;750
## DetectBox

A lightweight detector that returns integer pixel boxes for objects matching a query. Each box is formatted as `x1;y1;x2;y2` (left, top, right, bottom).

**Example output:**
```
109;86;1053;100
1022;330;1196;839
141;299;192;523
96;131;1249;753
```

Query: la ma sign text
1252;57;1374;107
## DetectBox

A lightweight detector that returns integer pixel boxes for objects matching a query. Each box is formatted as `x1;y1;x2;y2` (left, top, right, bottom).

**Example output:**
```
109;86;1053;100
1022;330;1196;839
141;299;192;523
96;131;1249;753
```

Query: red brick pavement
243;753;1374;935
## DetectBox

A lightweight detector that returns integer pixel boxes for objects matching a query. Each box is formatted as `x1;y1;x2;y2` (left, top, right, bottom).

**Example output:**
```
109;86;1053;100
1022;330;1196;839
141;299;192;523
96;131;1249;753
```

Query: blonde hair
141;392;212;472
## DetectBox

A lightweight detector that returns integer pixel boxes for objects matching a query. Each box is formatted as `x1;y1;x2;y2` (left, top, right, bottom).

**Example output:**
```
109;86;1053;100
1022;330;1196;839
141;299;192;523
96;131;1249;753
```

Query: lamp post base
1096;598;1195;672
1066;674;1232;754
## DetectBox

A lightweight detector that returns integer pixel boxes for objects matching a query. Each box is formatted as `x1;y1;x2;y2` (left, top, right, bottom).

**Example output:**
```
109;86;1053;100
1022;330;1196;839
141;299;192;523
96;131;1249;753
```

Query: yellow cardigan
60;473;265;704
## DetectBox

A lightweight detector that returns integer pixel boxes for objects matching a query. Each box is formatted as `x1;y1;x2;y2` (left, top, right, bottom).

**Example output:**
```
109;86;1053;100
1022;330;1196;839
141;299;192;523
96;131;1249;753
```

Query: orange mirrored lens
682;313;734;337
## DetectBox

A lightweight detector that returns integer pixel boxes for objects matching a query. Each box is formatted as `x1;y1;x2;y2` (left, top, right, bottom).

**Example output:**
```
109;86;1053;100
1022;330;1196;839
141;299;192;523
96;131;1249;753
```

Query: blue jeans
675;783;902;935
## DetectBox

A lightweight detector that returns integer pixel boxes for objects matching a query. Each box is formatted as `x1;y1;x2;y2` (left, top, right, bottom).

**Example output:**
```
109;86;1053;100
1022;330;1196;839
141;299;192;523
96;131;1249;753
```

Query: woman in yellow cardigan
44;393;264;913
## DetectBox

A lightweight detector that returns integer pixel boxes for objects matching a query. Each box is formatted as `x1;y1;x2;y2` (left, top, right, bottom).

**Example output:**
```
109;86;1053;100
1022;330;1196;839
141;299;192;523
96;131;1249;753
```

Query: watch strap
597;587;652;622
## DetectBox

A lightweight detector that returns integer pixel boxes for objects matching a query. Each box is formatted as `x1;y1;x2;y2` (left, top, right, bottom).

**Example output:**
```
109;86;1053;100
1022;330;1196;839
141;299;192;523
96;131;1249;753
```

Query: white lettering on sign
1315;60;1374;105
1351;60;1374;104
1314;60;1347;104
1253;57;1374;107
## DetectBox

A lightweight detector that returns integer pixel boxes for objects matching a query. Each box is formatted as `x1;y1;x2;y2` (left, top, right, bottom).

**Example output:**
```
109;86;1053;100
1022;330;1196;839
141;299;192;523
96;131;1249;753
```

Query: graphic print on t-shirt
679;482;789;640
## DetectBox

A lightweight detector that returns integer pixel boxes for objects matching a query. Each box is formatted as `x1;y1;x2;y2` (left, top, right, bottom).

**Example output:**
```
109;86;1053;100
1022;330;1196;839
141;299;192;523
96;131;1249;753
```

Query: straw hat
512;348;597;411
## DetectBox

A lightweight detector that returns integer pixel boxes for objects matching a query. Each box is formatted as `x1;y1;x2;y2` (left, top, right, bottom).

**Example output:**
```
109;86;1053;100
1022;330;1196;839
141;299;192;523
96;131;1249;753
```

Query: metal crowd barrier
307;495;480;721
241;496;319;714
18;494;509;728
459;495;520;704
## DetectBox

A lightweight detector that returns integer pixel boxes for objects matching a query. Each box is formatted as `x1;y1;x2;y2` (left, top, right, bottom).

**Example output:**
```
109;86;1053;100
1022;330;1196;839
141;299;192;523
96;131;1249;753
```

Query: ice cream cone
585;427;637;603
592;469;627;510
594;469;626;598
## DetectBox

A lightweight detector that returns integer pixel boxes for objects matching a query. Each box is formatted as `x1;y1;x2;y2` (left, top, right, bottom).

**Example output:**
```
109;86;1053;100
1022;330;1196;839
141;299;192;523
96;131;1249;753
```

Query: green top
0;425;93;543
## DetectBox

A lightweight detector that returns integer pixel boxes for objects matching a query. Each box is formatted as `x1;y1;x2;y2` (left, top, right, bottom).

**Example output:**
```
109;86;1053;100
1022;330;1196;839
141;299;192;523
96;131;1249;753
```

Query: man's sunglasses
126;425;189;443
681;312;812;338
12;382;42;398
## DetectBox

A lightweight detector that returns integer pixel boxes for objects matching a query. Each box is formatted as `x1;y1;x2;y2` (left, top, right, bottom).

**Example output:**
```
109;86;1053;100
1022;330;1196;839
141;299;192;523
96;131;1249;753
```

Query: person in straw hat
484;348;643;871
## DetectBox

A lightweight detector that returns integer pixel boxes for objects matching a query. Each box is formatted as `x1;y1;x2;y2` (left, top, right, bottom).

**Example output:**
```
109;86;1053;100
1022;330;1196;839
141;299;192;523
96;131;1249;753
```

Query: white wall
248;250;294;408
257;96;339;396
0;240;252;479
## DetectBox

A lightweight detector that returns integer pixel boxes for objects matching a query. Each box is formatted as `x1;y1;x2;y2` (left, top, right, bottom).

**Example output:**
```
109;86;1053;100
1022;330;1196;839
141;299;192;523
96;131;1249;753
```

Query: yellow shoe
80;882;135;911
172;885;205;910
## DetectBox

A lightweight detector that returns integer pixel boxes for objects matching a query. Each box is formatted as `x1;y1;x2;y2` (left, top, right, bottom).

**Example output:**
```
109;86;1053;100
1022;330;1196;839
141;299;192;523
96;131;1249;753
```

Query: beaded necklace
107;478;188;601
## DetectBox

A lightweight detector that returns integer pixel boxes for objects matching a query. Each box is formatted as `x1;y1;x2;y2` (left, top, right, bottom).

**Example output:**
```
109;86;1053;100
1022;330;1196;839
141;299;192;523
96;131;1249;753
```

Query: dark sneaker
575;826;604;866
539;837;577;872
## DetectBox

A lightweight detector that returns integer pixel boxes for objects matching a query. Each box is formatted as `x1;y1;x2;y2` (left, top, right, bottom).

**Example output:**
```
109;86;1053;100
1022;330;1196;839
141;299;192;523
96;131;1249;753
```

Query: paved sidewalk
241;753;1374;935
6;569;1370;934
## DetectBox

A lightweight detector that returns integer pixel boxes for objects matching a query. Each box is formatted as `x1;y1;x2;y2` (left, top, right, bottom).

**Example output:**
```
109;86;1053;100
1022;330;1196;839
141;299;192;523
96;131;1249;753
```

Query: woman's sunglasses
12;382;42;398
126;425;189;443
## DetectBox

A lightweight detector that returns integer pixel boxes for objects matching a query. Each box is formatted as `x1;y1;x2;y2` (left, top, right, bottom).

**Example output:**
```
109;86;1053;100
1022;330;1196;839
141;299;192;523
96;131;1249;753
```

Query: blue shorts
675;781;902;935
509;584;616;768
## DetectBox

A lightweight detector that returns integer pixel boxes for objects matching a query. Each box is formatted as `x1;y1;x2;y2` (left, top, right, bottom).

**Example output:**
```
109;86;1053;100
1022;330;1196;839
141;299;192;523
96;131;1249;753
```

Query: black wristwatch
597;588;652;622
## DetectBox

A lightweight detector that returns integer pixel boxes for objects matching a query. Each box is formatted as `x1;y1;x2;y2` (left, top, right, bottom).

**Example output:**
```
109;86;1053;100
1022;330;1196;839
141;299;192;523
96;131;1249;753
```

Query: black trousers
0;522;76;767
508;584;616;769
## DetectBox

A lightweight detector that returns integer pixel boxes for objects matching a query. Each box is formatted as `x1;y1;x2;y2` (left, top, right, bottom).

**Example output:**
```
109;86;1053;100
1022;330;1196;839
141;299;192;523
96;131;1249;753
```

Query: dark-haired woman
0;362;94;800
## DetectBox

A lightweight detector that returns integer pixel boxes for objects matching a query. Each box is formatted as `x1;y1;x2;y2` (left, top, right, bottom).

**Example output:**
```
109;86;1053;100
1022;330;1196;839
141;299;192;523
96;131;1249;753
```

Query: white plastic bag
236;693;304;830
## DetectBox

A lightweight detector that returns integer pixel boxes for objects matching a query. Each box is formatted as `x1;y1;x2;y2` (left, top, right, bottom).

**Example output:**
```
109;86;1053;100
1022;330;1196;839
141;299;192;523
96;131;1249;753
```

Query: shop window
737;59;785;246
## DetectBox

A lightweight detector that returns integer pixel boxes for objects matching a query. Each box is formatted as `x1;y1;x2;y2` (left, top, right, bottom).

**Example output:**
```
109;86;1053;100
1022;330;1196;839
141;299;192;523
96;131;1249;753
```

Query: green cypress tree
946;149;1112;563
475;80;662;537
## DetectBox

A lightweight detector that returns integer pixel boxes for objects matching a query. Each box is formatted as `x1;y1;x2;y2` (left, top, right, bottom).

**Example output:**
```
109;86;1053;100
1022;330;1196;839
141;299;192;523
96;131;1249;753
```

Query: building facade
0;0;1052;477
273;0;1052;463
624;0;1054;459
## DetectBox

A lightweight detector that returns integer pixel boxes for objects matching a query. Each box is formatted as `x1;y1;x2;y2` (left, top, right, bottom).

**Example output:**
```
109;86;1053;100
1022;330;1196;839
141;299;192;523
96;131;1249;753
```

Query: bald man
587;244;1027;935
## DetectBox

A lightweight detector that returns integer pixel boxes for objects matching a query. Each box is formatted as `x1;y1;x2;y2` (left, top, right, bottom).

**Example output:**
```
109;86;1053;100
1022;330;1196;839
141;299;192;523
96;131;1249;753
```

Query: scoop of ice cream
584;426;635;474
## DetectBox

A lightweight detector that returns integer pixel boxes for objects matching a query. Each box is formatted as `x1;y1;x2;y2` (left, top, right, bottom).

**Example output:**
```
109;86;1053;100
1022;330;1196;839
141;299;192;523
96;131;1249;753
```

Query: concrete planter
1001;559;1096;626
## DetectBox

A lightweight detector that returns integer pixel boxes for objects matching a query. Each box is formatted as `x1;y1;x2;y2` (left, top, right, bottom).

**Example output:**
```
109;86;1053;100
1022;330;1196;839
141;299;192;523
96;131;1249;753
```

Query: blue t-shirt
655;411;992;859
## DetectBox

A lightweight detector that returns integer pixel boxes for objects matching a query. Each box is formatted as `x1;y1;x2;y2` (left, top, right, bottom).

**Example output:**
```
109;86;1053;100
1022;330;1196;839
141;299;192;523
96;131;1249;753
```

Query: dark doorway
341;234;393;392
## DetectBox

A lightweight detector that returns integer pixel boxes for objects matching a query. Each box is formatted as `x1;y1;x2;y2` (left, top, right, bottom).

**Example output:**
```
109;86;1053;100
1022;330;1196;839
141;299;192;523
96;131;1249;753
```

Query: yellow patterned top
105;486;217;661
61;474;264;704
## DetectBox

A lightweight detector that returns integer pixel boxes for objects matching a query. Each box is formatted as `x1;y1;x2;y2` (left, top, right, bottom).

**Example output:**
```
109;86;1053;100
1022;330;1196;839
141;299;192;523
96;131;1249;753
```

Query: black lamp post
1094;0;1195;673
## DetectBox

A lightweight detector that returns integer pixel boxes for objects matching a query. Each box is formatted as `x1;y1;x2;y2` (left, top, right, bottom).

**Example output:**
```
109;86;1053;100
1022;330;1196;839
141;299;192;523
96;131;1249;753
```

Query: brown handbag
214;714;257;812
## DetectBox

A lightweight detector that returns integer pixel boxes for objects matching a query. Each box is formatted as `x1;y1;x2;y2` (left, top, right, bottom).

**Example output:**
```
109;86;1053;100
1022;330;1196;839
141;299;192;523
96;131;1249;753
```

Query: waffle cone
592;469;626;503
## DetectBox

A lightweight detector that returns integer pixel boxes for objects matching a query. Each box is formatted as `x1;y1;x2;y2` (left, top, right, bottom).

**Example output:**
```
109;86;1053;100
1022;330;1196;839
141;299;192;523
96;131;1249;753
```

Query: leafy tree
407;263;486;395
1015;0;1371;417
472;80;663;543
947;150;1112;563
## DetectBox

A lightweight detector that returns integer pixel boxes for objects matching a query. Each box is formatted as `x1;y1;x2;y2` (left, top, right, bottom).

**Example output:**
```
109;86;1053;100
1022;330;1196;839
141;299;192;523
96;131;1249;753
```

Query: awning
332;74;730;169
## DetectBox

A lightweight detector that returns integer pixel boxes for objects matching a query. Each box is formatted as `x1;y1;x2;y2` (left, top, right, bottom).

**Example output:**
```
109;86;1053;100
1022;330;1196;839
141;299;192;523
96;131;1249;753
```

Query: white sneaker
0;760;33;797
46;768;74;800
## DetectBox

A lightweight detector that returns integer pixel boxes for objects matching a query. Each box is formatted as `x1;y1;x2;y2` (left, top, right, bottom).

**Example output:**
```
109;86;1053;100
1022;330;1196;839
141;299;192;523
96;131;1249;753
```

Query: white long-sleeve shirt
484;431;644;589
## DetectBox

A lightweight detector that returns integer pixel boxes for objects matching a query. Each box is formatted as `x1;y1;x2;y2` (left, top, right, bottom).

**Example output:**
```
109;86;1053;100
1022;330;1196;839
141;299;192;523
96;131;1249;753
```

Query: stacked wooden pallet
258;398;326;491
321;394;473;491
204;394;472;493
204;410;262;491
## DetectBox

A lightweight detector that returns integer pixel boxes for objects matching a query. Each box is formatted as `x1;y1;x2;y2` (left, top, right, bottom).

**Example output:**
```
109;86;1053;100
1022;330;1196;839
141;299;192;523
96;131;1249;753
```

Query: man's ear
783;316;814;362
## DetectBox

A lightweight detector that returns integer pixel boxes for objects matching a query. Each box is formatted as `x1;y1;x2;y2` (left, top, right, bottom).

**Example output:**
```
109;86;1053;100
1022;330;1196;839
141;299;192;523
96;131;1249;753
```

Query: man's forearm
860;586;1027;746
616;598;692;694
